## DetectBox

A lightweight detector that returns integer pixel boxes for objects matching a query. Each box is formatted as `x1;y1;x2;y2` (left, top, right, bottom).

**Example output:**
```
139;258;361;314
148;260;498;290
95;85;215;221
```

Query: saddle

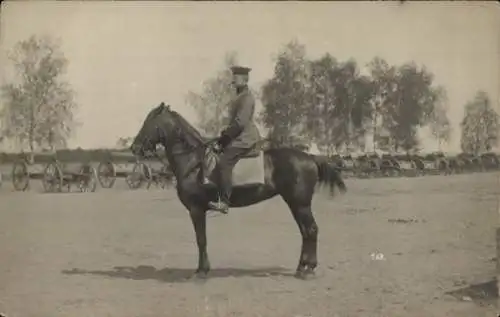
200;140;266;186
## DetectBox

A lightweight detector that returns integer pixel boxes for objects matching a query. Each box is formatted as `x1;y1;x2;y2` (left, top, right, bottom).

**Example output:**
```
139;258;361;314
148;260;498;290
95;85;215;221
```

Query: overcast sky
1;1;498;152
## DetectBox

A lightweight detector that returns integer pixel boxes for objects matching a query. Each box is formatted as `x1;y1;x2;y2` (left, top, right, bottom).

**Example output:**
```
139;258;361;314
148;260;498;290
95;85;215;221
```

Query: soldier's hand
212;142;223;154
218;133;231;148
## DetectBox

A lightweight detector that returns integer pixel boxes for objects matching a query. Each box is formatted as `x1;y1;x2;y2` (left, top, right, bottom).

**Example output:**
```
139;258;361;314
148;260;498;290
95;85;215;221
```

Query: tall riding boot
208;165;231;214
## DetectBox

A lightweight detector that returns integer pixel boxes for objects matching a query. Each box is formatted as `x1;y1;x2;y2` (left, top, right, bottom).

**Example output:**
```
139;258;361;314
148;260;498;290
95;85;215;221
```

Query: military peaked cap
230;66;252;75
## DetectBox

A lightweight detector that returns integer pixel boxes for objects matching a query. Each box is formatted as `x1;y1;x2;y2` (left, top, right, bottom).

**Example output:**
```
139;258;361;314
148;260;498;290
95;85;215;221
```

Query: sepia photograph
0;1;499;316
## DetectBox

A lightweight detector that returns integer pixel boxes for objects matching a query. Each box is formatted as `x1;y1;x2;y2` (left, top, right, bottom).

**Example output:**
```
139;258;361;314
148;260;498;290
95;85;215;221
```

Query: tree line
1;35;78;153
0;36;498;157
188;40;499;156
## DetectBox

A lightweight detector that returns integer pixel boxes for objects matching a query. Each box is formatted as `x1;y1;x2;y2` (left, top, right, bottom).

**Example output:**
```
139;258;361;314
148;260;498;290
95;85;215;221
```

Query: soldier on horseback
208;65;261;214
130;67;347;277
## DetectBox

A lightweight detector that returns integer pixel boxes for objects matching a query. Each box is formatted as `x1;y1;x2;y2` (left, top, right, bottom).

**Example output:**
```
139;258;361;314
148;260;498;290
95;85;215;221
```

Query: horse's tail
313;155;347;195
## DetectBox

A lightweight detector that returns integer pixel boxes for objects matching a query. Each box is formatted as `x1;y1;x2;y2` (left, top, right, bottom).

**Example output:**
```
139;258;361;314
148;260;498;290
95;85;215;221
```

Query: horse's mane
168;110;206;146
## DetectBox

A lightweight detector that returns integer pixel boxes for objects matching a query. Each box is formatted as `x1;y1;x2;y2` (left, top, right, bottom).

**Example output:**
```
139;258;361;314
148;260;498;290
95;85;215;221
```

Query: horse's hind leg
284;200;318;278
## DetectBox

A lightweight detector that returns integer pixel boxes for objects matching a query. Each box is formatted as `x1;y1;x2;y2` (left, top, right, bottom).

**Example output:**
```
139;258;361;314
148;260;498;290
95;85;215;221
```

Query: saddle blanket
203;151;266;186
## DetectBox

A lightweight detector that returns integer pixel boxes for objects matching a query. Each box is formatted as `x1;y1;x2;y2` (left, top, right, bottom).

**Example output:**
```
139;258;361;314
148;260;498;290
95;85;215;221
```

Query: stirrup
208;196;229;214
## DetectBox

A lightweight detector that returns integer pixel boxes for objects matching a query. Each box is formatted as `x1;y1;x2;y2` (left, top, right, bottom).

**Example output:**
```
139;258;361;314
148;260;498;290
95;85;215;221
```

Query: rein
137;110;268;181
165;133;219;157
138;127;219;180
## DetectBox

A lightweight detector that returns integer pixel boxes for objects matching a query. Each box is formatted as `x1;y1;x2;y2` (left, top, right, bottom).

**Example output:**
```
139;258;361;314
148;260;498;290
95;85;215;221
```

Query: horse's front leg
188;205;210;278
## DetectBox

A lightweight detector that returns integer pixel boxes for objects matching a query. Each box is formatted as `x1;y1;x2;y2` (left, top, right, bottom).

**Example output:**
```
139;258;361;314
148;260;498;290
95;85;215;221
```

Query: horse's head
131;102;205;159
130;102;174;158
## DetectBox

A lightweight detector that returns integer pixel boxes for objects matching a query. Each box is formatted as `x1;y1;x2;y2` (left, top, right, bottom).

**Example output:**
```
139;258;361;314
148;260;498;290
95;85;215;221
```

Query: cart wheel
159;165;177;189
127;162;151;190
158;165;168;189
43;162;63;193
97;161;116;188
59;162;71;193
78;164;97;192
143;164;153;189
12;161;30;191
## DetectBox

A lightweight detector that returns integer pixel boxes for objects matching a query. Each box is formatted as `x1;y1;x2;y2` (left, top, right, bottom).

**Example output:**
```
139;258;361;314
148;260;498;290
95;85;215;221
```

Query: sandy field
0;172;498;317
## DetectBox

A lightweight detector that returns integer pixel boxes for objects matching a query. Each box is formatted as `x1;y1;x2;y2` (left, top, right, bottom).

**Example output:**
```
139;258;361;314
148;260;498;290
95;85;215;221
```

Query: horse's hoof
295;267;316;280
190;271;209;282
294;270;306;280
294;270;305;279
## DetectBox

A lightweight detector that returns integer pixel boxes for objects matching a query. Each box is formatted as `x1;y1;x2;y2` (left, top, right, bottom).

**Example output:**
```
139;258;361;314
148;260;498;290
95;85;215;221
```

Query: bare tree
427;87;451;150
1;35;78;152
460;91;499;155
366;57;398;151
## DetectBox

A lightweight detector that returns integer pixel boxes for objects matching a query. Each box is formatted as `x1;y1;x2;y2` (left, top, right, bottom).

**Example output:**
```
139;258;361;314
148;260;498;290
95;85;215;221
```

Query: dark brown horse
130;103;346;279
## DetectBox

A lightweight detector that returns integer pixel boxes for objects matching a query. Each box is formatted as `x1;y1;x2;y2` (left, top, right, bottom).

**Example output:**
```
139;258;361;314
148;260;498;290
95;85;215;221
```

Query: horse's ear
159;102;171;111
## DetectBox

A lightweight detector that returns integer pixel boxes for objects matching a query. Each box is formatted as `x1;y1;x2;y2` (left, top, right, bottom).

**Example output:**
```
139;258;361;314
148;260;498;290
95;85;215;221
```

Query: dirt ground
0;172;499;317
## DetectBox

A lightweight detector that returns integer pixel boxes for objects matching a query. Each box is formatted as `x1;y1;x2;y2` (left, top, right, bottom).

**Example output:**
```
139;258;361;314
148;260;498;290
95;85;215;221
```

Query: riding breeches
215;147;250;203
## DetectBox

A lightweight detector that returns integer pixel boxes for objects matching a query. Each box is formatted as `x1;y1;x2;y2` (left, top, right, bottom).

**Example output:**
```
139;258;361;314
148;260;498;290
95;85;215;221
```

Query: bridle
135;114;219;179
135;107;267;177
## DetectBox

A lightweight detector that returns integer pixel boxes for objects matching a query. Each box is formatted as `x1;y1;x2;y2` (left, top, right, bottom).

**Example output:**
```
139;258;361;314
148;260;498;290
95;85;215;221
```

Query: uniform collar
236;86;249;96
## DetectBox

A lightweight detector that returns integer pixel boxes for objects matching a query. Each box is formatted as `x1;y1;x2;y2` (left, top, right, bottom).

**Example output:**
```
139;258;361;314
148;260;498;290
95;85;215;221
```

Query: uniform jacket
222;87;261;148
